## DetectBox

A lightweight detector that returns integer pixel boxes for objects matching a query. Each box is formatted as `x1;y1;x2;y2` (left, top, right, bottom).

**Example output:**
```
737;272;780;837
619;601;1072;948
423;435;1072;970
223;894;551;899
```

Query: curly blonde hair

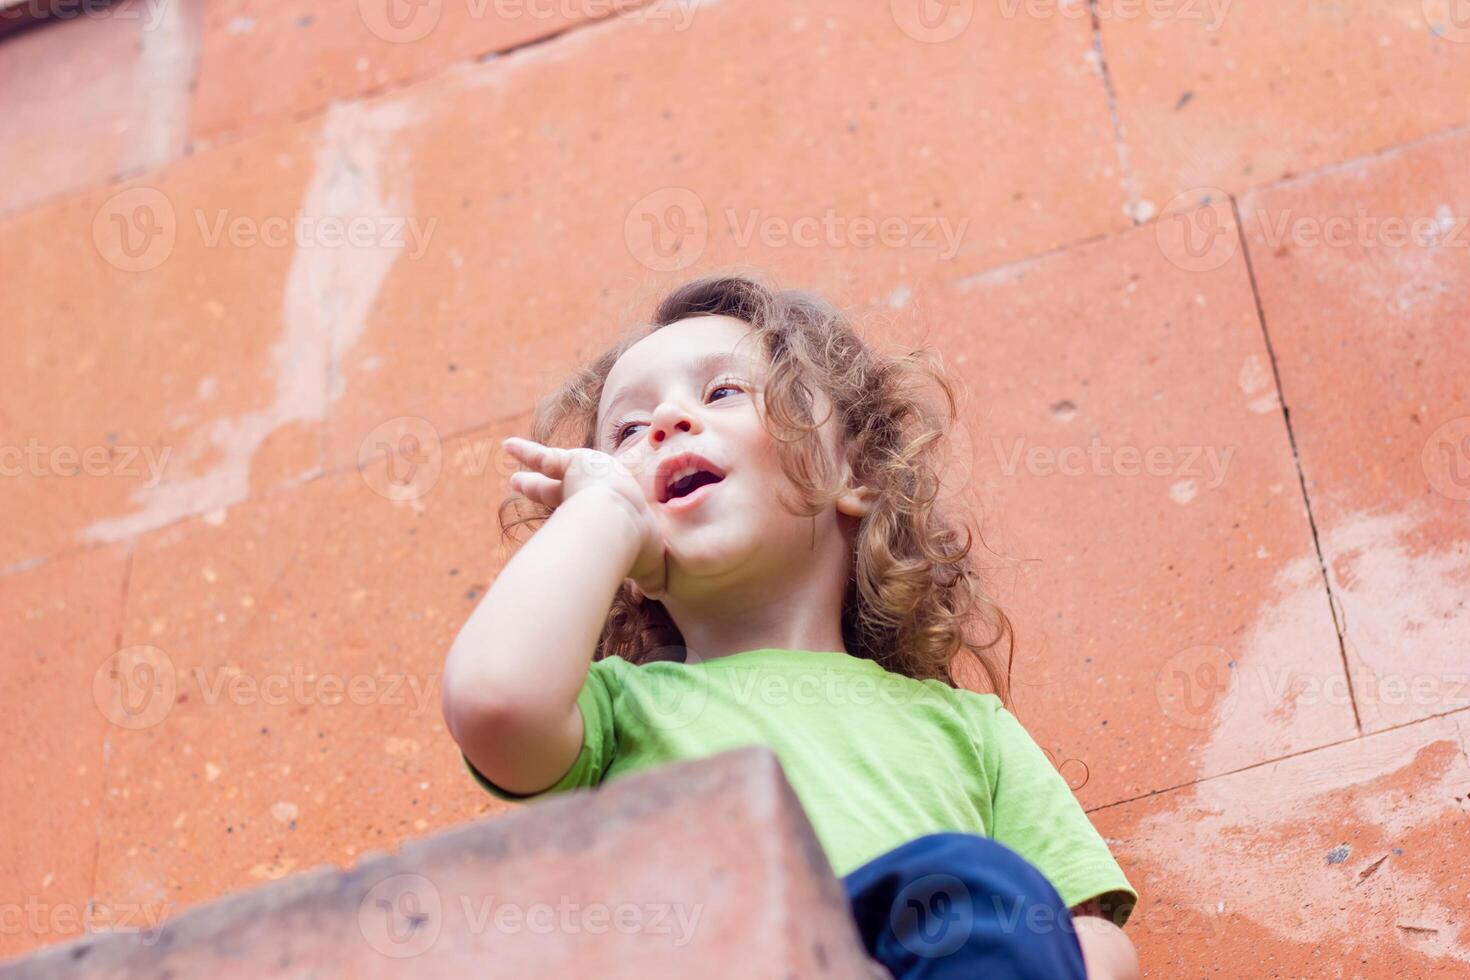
501;273;1013;702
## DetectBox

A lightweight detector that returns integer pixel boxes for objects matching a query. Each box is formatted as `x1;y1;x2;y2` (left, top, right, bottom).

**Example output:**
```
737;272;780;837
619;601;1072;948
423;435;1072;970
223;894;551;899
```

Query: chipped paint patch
1124;717;1470;960
1238;355;1270;396
1320;506;1470;728
81;100;418;545
1189;550;1351;779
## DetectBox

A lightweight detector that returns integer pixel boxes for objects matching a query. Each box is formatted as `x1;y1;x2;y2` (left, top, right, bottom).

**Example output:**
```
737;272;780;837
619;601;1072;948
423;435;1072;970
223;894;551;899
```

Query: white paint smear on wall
83;99;416;544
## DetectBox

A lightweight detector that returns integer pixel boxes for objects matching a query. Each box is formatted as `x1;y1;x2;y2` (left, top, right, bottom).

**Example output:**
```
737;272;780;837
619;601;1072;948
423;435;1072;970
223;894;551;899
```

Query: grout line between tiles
1230;195;1363;737
0;0;663;223
1084;703;1470;814
87;539;136;932
950;230;1115;290
0;409;532;584
148;0;660;164
1086;0;1141;225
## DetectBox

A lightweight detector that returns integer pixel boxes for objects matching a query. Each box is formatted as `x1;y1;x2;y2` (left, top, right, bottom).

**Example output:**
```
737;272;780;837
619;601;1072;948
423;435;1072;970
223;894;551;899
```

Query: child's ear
837;484;877;517
835;457;876;517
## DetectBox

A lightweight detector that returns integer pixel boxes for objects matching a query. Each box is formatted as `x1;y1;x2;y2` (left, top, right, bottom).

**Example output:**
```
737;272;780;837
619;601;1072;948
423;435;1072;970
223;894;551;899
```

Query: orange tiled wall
2;1;1469;974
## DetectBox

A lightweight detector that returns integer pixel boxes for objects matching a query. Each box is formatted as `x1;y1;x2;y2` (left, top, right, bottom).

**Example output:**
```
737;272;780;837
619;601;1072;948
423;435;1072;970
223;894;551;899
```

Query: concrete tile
93;420;523;916
189;0;626;143
1092;713;1470;975
1097;0;1470;211
320;0;1129;465
908;204;1355;807
1240;126;1470;732
0;545;130;960
0;0;203;218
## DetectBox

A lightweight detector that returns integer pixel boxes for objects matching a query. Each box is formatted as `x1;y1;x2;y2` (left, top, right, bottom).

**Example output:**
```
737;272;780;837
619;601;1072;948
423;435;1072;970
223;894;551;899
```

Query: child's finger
501;436;544;469
509;471;564;509
503;437;570;479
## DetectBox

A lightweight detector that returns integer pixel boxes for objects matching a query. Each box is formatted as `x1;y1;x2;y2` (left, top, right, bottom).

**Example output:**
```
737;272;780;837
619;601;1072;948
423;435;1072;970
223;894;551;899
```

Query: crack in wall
88;540;136;934
1086;0;1143;223
1232;195;1364;736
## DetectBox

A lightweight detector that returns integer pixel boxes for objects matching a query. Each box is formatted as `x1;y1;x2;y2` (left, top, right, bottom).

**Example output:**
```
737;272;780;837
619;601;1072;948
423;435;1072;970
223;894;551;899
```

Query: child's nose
650;418;692;445
649;402;699;444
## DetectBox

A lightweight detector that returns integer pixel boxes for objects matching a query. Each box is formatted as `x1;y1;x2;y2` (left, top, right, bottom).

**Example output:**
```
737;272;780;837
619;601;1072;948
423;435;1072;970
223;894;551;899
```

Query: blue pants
842;833;1087;979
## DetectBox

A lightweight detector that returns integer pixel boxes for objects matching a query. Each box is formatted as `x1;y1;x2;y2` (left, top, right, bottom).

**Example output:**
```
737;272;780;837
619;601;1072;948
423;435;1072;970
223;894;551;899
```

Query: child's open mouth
656;452;726;507
664;476;720;514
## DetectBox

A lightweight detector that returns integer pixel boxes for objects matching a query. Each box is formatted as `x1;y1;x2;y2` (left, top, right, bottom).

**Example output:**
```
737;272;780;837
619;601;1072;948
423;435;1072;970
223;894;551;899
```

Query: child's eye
613;421;646;446
611;382;746;449
707;383;743;402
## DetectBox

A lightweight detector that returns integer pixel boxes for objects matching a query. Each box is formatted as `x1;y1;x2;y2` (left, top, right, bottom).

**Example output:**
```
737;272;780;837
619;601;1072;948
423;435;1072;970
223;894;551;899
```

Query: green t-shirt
461;648;1136;921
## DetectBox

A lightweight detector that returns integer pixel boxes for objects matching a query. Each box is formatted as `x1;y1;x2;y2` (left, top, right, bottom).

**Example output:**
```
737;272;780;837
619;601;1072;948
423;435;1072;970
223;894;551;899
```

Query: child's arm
974;698;1141;977
1072;901;1140;980
440;438;664;796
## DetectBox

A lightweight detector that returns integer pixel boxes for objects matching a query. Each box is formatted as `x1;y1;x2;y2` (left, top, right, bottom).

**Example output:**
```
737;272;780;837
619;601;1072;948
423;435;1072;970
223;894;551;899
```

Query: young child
442;274;1140;979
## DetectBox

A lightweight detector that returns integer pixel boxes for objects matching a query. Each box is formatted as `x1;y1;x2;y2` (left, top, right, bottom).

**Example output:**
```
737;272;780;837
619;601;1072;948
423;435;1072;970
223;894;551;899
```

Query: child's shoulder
592;649;1011;721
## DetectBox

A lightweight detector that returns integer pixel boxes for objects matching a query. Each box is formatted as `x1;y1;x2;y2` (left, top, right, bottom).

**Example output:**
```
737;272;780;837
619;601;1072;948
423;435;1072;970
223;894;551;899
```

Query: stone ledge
0;747;878;978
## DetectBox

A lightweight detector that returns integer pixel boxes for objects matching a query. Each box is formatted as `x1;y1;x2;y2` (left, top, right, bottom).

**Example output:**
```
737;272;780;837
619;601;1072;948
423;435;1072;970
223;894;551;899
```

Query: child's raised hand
502;436;667;597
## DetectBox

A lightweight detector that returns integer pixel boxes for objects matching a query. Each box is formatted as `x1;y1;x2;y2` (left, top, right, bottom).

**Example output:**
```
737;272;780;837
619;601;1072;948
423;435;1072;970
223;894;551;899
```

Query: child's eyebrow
600;349;749;426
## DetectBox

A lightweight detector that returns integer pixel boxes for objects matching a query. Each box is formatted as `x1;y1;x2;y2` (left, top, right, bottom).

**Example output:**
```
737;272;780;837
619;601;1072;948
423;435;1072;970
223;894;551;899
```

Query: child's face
596;315;849;596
